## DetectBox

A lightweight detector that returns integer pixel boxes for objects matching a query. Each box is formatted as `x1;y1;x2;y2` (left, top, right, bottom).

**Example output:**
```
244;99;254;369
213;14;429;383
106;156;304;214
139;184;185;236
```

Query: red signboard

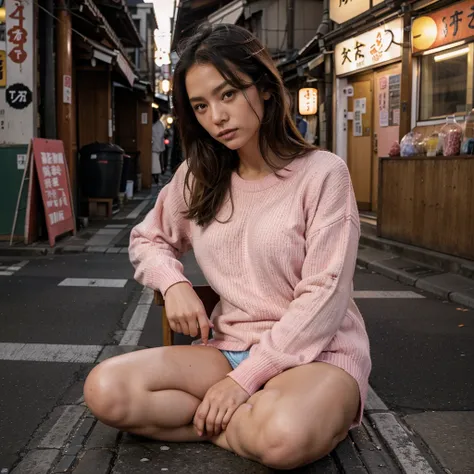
412;0;474;54
30;138;75;246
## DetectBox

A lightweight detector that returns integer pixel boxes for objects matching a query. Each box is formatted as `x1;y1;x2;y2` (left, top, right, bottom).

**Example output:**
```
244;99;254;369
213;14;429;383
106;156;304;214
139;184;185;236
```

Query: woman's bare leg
212;362;360;469
83;345;231;441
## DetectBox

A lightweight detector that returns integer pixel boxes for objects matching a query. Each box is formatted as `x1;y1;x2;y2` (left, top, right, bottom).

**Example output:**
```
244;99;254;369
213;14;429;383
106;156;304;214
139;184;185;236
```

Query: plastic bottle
441;116;462;156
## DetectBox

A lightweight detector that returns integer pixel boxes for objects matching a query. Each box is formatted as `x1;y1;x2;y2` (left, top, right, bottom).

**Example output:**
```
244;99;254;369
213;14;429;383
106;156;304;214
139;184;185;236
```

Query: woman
151;108;165;184
84;24;371;470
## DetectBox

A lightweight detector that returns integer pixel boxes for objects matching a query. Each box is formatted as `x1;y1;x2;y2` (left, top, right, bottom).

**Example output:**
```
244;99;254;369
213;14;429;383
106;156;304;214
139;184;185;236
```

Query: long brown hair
173;23;316;226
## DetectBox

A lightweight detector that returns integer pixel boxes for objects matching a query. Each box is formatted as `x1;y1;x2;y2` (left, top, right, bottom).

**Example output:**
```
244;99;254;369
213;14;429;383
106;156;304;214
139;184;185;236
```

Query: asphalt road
0;251;472;471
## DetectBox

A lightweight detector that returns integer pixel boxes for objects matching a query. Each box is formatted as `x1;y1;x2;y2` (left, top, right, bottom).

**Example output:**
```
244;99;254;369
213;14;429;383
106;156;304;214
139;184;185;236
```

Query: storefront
376;0;474;260
411;0;474;133
333;18;404;211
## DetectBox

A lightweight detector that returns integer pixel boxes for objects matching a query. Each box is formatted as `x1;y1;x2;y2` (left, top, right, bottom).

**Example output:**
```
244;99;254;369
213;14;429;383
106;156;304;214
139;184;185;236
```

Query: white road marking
368;412;436;473
126;199;151;220
10;449;59;474
353;290;424;299
120;287;154;345
0;260;28;276
38;406;86;448
85;227;122;246
58;278;127;288
0;343;102;363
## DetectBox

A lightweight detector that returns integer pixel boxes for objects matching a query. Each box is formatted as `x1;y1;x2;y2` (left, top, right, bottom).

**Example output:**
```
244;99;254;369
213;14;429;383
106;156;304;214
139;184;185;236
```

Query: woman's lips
218;129;238;140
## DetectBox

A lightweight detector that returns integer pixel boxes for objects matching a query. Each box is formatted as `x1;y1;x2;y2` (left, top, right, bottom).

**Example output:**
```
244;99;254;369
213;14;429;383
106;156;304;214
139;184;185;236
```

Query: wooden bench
88;197;113;219
154;285;220;346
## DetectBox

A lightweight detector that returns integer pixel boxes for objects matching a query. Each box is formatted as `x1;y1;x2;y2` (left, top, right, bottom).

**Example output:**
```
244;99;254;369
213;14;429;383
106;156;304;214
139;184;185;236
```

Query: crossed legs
84;345;359;470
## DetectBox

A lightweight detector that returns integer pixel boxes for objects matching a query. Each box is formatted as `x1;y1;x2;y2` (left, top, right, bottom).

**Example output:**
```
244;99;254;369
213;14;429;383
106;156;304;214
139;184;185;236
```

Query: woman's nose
211;103;228;125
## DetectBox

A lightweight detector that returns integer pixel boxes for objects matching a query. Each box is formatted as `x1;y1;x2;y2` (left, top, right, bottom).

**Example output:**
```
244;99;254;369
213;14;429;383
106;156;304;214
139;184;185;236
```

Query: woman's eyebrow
189;80;229;102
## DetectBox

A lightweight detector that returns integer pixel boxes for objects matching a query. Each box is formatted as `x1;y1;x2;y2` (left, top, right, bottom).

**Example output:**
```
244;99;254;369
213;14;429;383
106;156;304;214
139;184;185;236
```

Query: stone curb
357;253;474;310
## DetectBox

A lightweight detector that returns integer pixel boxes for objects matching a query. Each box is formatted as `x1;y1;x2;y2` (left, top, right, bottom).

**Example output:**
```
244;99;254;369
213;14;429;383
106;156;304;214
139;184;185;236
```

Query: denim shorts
221;350;251;369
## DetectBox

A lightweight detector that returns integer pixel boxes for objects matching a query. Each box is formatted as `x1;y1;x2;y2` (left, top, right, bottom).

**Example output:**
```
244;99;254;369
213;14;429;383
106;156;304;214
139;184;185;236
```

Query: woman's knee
257;413;345;469
228;391;345;469
83;359;132;427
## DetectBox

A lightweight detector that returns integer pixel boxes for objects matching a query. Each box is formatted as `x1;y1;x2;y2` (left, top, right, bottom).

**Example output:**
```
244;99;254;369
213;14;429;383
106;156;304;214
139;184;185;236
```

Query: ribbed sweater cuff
155;268;191;296
227;355;281;395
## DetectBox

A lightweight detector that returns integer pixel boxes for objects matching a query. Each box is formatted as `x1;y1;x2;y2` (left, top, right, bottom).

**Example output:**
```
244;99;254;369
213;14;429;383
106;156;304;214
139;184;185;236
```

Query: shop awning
85;38;117;64
208;0;244;25
79;37;136;87
116;52;136;87
74;0;138;83
307;54;324;71
93;0;143;48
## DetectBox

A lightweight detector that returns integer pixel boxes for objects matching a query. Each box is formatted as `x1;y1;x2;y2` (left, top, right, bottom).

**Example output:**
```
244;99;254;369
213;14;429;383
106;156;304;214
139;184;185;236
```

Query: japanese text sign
330;0;370;25
412;0;474;54
335;19;403;76
0;50;5;87
31;139;75;246
5;0;34;144
298;88;318;115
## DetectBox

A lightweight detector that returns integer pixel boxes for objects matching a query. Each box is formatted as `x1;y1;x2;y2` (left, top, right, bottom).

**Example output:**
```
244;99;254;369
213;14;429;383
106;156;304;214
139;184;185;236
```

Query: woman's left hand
194;377;250;437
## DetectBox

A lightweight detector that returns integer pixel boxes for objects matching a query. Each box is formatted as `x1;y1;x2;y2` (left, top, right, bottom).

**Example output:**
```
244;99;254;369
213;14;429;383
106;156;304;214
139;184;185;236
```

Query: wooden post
399;11;412;141
56;0;75;196
137;100;152;189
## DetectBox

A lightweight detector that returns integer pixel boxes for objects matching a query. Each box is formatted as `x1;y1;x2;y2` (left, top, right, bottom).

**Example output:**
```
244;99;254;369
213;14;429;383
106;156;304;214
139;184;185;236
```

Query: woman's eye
223;90;235;100
193;104;206;112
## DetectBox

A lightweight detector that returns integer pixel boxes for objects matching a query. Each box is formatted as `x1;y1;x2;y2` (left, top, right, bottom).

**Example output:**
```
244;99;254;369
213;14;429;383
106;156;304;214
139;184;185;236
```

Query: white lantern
298;88;318;115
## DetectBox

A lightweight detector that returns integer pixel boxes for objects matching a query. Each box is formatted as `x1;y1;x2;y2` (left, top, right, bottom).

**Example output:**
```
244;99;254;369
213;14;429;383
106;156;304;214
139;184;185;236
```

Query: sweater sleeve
129;163;192;295
227;157;360;395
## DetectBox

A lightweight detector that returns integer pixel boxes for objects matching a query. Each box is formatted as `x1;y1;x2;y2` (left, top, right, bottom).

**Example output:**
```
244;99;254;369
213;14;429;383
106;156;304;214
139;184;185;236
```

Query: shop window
419;44;473;121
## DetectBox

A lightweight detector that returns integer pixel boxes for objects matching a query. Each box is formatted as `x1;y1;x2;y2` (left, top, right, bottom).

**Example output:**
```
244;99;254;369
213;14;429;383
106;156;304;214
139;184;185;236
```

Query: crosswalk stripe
0;343;102;363
0;260;29;276
126;199;151;219
353;290;424;299
58;278;128;288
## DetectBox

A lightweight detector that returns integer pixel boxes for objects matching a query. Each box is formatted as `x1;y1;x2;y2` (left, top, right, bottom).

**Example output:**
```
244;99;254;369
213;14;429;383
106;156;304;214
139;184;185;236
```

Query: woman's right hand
164;282;213;344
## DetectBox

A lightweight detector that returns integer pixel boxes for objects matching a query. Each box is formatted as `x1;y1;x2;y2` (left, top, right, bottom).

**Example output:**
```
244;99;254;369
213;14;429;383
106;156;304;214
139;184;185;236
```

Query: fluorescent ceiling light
423;40;466;56
434;47;469;62
93;49;114;64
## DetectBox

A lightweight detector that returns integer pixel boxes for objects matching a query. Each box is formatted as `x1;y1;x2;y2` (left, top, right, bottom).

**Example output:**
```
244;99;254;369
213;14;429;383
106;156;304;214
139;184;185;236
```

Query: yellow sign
0;50;5;87
299;88;318;115
335;19;403;76
411;0;474;53
330;0;370;25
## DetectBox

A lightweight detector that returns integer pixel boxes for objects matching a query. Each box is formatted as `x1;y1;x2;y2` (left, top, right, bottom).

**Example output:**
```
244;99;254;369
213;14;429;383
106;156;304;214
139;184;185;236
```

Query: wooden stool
88;198;113;219
154;285;220;346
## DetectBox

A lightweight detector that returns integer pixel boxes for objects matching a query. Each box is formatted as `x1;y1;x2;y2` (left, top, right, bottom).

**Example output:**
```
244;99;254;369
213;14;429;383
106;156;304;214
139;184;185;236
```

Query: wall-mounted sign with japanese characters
0;50;6;87
298;88;318;115
6;82;32;109
30;139;75;246
330;0;370;25
411;0;474;54
6;0;35;144
335;19;403;76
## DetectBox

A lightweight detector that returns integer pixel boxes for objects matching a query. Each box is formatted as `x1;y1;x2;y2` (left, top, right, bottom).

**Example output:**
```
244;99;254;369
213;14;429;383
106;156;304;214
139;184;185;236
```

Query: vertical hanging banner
29;139;76;246
5;0;35;144
0;50;6;87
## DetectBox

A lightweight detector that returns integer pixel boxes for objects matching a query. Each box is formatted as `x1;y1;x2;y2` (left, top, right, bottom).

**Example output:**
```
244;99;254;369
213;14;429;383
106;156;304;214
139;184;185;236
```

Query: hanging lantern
298;88;318;115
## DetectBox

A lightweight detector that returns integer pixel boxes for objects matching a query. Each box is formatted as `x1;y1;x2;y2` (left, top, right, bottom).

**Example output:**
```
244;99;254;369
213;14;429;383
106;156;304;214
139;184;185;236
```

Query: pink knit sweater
129;150;371;403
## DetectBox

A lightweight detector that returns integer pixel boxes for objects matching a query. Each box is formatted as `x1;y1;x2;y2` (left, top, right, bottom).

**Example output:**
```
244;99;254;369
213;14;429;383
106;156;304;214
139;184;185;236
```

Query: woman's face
185;63;269;150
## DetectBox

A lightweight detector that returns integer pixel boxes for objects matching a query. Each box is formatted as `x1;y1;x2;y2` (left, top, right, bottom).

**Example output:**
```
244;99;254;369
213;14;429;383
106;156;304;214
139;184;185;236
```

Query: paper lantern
298;88;318;115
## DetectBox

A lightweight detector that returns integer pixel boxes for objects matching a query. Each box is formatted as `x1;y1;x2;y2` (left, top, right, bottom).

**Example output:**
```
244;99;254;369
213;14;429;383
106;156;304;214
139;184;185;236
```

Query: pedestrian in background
151;108;165;184
85;23;371;470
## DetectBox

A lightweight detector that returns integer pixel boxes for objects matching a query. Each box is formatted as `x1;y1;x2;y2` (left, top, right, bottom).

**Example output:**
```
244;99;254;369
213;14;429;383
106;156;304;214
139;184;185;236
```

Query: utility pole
287;0;295;57
56;0;74;196
41;0;56;139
